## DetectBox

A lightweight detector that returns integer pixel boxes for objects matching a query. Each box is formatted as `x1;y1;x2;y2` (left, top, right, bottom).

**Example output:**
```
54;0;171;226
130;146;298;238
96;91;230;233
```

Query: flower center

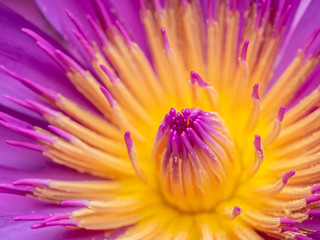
153;108;237;212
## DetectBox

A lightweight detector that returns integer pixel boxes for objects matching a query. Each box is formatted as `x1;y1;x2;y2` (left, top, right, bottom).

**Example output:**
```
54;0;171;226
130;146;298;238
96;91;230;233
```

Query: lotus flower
0;0;320;239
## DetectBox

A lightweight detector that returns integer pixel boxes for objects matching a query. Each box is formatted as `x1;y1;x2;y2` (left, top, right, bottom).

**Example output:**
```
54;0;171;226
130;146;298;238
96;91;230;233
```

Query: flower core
153;108;236;212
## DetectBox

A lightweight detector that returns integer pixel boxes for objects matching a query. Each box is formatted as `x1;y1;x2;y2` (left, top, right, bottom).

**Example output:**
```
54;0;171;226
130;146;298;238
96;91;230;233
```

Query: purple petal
0;3;97;120
275;0;320;78
288;65;320;108
35;0;151;61
0;0;61;41
297;219;320;231
34;0;101;65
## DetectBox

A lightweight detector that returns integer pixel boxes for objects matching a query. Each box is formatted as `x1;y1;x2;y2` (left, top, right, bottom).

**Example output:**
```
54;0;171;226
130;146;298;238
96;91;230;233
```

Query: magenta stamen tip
281;225;300;233
305;194;320;204
6;140;46;152
1;65;22;80
31;223;45;229
311;184;320;194
100;65;118;84
0;119;19;131
3;95;33;110
232;206;242;217
36;41;67;73
65;8;72;18
303;27;320;54
100;86;116;107
1;66;58;101
26;100;59;118
93;0;113;30
45;219;78;227
0;184;35;195
13;178;50;187
124;131;134;150
254;0;267;29
115;20;133;46
72;30;96;60
190;71;196;84
42;213;71;224
55;50;85;74
23;79;58;101
0;112;33;129
241;40;249;61
253;135;262;151
161;28;171;52
190;71;209;87
86;15;109;47
277;106;286;122
280;218;296;225
14;214;49;221
61;200;88;207
21;28;45;43
156;124;167;141
48;125;75;142
251;83;260;101
281;170;295;184
21;127;55;144
66;8;90;45
274;4;291;37
308;210;320;217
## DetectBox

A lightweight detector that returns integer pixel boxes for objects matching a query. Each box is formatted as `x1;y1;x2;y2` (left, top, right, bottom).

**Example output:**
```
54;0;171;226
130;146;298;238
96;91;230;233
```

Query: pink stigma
163;108;202;135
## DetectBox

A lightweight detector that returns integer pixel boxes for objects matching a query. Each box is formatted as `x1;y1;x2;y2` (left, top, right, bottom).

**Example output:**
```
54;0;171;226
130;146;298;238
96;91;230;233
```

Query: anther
241;40;249;62
115;20;133;47
66;9;89;43
48;125;75;142
248;135;264;177
100;65;118;84
87;15;109;47
124;131;147;182
263;106;286;146
161;28;171;52
72;30;97;60
6;140;46;152
1;66;58;101
61;200;89;207
274;4;291;37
